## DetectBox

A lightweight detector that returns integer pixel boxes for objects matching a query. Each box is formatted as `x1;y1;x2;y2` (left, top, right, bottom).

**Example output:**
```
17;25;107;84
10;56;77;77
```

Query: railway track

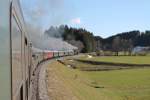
29;60;50;100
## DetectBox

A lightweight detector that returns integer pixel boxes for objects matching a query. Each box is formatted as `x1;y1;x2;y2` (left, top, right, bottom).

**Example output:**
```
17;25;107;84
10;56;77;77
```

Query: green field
78;56;150;65
48;57;150;100
85;69;150;100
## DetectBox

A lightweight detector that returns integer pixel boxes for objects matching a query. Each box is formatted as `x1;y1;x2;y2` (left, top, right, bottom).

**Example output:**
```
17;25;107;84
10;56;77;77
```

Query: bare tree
127;39;133;55
112;36;121;56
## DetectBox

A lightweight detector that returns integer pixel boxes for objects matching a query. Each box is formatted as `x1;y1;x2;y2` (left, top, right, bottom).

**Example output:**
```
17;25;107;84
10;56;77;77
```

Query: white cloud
71;18;81;24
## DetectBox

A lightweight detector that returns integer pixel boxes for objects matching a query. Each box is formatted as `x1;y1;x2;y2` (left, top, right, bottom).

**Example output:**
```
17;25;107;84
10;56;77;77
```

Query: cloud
21;0;68;28
71;18;81;24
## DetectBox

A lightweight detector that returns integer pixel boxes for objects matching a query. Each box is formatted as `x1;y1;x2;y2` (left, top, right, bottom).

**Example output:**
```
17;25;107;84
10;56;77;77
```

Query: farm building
132;46;150;54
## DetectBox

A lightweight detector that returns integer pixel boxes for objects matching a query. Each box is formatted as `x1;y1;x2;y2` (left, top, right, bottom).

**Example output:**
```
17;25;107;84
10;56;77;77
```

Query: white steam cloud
21;0;78;51
27;24;77;51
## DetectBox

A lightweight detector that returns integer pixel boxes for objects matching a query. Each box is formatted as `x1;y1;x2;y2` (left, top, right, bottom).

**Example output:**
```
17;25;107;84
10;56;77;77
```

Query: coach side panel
0;0;11;100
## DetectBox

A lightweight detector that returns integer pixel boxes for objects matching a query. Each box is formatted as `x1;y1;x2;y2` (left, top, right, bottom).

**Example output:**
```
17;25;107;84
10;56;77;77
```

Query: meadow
78;56;150;65
47;56;150;100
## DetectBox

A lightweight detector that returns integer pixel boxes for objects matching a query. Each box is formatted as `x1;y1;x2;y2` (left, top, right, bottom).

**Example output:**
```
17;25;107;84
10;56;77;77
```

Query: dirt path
46;60;78;100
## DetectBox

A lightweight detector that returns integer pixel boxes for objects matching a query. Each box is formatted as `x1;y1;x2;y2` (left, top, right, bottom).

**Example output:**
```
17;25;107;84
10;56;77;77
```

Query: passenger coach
0;0;32;100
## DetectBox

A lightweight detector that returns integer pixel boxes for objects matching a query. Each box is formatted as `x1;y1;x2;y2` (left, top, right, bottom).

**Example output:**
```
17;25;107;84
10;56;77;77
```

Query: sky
20;0;150;38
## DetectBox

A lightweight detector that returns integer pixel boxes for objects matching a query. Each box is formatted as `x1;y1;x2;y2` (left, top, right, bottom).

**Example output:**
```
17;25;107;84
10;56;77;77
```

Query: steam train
0;0;78;100
32;47;78;74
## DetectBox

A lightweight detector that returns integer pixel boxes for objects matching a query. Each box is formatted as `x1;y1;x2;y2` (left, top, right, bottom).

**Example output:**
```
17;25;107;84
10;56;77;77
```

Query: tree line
101;30;150;55
45;25;96;53
45;25;150;53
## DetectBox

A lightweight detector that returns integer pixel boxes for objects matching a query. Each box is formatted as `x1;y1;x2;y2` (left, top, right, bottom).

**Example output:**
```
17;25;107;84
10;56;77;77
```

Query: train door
24;36;29;100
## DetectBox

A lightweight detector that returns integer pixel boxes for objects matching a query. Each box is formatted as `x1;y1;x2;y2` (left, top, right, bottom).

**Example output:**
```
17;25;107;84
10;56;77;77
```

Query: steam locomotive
0;0;78;100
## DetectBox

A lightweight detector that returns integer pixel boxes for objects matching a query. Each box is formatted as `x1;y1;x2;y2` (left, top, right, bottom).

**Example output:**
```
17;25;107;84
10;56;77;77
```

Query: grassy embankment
47;56;150;100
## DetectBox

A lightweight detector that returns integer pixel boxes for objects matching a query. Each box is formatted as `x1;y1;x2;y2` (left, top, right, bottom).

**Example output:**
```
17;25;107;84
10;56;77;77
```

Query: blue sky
20;0;150;38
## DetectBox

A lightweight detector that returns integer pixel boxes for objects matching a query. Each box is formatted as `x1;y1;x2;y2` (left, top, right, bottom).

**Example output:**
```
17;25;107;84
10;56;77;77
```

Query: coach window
25;37;27;46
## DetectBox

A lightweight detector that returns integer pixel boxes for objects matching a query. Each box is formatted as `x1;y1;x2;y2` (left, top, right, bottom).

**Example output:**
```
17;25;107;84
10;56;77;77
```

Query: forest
45;25;150;53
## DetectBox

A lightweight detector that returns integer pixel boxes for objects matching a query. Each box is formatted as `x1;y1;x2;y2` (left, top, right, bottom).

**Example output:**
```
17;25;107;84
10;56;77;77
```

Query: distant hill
102;30;150;50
